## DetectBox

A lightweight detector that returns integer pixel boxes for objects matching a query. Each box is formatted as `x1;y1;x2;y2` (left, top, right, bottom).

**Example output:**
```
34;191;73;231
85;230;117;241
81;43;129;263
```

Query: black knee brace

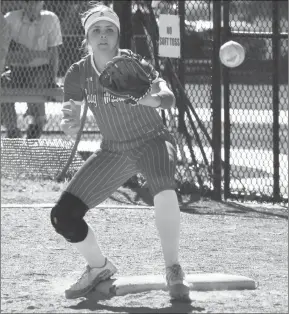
50;191;89;243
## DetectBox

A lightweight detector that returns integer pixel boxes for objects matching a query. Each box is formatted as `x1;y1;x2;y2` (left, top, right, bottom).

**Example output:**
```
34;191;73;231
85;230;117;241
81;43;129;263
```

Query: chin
98;46;112;52
98;45;110;50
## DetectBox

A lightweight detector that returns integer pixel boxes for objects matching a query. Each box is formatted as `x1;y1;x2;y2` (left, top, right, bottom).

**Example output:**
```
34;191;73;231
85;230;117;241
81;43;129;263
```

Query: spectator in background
2;0;62;138
0;11;18;138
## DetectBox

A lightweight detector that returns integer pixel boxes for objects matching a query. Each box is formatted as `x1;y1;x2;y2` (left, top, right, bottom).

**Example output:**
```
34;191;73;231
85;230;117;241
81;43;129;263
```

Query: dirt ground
1;178;288;313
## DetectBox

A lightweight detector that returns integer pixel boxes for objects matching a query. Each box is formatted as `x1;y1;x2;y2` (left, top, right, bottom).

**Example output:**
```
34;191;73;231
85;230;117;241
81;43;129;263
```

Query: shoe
65;258;117;299
166;264;190;301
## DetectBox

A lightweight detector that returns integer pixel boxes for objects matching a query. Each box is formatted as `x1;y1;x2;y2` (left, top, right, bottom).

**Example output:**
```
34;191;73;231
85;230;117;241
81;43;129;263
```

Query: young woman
50;3;190;301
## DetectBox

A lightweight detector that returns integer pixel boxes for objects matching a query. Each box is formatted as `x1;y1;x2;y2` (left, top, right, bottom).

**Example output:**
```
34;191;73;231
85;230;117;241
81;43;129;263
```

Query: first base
91;273;256;297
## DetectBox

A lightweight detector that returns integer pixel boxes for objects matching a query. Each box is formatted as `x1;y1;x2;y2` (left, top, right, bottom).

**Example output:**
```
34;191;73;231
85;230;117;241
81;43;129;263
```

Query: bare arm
5;42;51;65
48;46;59;81
0;12;11;72
60;63;84;138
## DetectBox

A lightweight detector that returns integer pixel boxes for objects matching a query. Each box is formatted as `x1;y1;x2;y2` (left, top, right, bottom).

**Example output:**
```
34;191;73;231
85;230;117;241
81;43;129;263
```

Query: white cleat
166;264;191;301
65;258;117;299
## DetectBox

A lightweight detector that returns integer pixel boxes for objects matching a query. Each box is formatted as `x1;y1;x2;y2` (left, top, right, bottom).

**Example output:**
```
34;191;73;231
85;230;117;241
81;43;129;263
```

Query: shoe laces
71;265;91;288
166;264;184;282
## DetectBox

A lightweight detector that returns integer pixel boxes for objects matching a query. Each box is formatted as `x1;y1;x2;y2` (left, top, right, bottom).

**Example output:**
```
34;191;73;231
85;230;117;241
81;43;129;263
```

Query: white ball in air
219;40;245;68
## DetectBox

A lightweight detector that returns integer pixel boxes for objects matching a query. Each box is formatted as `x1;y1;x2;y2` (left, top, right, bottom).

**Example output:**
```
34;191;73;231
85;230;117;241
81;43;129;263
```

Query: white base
92;273;256;296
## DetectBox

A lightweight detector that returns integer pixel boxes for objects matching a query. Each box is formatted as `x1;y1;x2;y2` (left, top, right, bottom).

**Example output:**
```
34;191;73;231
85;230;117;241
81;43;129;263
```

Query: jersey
64;49;169;151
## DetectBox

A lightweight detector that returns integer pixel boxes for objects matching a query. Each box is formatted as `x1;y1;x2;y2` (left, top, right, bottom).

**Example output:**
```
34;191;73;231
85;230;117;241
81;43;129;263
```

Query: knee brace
50;191;89;243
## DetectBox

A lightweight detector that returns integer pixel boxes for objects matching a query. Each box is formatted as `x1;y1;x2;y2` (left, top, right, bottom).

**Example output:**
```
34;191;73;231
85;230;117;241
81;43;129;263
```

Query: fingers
61;99;77;117
61;108;74;117
60;99;81;137
60;119;80;136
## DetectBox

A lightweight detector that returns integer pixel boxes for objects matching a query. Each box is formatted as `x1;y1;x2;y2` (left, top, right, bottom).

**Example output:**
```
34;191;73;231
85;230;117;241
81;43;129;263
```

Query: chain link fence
1;0;288;202
221;0;288;202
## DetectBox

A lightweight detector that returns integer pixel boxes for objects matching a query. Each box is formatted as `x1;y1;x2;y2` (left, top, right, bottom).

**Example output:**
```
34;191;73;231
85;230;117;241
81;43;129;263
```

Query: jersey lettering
84;88;97;106
103;91;122;105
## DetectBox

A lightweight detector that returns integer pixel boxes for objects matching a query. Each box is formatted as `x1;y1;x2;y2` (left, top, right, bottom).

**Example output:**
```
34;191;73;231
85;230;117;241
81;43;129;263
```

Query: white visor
83;9;120;35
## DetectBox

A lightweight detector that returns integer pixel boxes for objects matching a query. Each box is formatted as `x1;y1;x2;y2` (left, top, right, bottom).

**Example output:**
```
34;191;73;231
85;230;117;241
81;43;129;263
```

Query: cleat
166;264;191;301
65;258;117;299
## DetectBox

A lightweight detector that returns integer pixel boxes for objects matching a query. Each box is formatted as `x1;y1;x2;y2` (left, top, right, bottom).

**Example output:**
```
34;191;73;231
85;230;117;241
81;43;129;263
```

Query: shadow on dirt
181;200;288;220
107;186;288;220
68;295;205;313
109;187;154;206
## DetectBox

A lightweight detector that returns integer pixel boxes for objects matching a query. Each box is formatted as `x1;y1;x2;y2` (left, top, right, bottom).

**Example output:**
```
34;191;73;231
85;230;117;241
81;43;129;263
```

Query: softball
219;40;245;68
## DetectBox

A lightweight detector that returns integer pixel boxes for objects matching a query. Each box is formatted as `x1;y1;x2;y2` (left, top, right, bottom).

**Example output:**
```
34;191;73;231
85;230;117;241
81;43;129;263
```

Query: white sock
154;190;180;268
72;224;106;268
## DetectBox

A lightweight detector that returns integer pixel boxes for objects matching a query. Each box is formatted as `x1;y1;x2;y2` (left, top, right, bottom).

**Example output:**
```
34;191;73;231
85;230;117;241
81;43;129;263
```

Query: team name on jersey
103;91;122;105
84;74;124;107
85;89;97;105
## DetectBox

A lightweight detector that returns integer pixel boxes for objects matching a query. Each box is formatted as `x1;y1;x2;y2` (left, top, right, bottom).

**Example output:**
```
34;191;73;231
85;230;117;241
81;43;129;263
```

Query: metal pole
178;0;186;134
222;0;231;200
212;0;222;201
113;1;132;49
272;0;280;202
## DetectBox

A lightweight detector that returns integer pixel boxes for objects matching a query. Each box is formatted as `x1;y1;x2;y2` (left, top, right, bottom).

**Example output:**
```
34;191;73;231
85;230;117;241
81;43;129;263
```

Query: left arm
0;12;11;73
138;78;176;110
47;12;63;81
48;46;59;80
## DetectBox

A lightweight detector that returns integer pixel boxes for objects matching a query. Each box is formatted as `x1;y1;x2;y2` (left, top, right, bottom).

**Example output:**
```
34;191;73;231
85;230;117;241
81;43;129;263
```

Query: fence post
272;1;280;202
212;0;222;201
178;0;186;134
113;0;132;49
222;0;231;200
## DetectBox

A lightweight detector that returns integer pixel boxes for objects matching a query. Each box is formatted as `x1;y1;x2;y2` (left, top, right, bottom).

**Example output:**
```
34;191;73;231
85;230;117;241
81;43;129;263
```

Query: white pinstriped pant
65;131;177;209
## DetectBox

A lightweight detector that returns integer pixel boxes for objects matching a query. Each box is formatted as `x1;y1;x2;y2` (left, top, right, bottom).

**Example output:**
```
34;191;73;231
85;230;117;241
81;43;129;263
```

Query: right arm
4;12;31;65
0;12;11;73
60;63;84;138
5;41;48;65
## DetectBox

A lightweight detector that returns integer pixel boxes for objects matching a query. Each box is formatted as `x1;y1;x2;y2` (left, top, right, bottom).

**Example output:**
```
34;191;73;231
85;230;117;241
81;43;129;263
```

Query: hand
6;42;34;64
138;93;161;108
138;80;162;107
60;99;81;137
7;42;49;64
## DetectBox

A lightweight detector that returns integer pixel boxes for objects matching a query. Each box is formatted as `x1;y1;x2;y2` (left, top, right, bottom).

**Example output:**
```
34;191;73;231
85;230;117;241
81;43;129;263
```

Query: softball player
50;3;190;301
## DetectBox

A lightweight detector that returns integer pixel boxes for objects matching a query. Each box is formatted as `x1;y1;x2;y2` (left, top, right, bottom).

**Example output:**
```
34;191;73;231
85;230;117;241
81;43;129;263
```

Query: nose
100;33;106;39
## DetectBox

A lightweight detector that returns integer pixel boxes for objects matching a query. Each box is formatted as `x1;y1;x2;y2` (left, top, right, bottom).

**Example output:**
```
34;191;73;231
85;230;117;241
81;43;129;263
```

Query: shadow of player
67;294;205;313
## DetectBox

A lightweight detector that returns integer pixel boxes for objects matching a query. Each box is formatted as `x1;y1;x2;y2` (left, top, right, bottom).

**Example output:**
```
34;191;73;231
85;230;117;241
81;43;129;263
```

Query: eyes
92;28;115;34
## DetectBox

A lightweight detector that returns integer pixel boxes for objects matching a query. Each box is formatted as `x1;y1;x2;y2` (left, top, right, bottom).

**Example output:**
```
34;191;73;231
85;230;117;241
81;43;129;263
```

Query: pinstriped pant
65;131;177;209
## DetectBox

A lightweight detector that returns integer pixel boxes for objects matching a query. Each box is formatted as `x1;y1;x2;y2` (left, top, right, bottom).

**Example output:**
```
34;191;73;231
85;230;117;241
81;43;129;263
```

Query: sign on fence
158;14;181;58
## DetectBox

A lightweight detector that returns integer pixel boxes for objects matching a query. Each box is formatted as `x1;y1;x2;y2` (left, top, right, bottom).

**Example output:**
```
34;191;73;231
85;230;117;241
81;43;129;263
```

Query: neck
23;9;40;22
93;49;119;72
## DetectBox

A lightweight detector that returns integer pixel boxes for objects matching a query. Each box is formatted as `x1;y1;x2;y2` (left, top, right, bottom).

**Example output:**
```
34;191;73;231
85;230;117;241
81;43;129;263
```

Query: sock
154;190;180;268
72;224;106;268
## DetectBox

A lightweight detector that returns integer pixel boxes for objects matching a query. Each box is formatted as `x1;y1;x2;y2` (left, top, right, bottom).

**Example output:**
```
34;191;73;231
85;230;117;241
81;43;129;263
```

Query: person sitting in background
2;0;62;139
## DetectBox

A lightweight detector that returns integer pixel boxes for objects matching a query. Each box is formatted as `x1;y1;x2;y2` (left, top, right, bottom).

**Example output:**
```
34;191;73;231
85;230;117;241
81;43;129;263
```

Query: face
87;20;119;53
25;1;44;16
